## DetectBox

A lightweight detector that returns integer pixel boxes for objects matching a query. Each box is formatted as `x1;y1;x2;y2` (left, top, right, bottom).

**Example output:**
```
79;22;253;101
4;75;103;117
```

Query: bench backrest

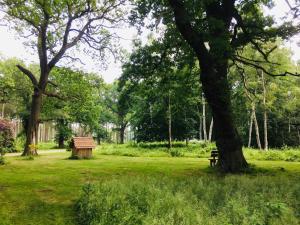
211;150;219;157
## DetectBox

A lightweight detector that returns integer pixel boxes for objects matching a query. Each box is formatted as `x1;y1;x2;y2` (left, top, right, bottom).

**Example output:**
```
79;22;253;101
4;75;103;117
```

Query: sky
0;0;299;83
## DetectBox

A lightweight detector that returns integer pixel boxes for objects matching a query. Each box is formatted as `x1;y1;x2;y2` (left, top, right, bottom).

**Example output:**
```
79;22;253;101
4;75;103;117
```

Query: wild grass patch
76;175;300;225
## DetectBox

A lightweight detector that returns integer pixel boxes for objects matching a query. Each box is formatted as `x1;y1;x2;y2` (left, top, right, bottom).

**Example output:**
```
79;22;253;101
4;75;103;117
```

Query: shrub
170;148;183;157
0;156;5;165
0;119;15;155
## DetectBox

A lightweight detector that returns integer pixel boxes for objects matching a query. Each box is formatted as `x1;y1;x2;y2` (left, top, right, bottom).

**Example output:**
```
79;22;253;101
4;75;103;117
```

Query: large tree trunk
22;88;42;156
168;0;248;172
200;67;248;172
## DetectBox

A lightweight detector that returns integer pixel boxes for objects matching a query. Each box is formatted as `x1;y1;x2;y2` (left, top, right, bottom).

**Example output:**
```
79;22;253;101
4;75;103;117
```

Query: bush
76;175;300;225
0;119;15;155
0;156;5;165
170;148;183;157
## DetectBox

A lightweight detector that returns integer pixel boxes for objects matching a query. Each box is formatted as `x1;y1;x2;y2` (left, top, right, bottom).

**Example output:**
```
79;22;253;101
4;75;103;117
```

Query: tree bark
201;67;248;172
202;93;207;141
252;105;262;150
22;88;42;156
169;0;248;172
58;135;64;148
261;70;268;150
208;117;213;142
120;125;126;144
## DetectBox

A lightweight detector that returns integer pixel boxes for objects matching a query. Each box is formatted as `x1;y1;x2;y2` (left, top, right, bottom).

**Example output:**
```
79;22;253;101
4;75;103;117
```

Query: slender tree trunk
202;92;207;141
184;110;189;146
261;71;268;150
1;103;5;118
208;117;213;142
248;112;253;148
22;88;42;156
168;91;172;149
197;106;203;140
297;129;300;146
199;117;203;140
200;67;248;172
252;104;262;150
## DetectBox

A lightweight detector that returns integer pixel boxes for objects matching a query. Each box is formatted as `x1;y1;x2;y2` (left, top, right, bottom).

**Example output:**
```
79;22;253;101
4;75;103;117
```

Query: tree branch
16;65;38;87
168;0;210;64
233;57;300;77
43;91;64;100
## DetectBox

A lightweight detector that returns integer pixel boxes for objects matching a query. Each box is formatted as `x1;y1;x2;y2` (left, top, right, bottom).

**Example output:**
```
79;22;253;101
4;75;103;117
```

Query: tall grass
76;175;300;225
96;142;300;162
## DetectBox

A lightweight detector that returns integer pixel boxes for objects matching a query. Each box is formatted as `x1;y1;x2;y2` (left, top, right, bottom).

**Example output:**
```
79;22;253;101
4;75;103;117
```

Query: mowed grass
0;146;300;225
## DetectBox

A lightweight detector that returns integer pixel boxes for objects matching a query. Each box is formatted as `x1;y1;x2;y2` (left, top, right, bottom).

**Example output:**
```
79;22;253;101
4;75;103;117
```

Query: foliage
0;156;5;165
119;41;203;142
76;175;300;225
0;119;15;154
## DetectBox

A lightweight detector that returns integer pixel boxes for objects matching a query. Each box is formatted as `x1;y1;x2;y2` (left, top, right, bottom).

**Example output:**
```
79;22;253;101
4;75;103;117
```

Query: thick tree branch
168;0;210;64
16;65;38;87
233;9;275;62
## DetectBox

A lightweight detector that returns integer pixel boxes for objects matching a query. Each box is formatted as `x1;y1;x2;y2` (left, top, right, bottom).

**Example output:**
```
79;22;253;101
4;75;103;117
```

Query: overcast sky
0;0;299;83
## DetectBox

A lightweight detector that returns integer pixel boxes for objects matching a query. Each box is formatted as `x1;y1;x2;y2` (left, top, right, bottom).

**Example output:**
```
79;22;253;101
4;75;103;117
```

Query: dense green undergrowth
96;142;300;162
76;175;300;225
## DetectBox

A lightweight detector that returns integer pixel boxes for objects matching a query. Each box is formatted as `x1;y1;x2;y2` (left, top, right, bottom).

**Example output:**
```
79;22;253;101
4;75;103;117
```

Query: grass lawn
0;146;300;225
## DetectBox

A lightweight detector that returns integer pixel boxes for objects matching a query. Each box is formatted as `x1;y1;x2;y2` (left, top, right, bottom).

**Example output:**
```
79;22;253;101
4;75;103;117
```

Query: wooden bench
209;150;218;167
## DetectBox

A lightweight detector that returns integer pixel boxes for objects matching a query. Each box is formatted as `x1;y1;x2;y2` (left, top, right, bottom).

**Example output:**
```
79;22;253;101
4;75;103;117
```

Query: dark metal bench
209;150;218;167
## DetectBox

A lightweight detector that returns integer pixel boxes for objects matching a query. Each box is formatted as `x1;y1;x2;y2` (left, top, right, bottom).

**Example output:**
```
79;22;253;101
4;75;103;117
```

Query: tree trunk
208;117;213;142
58;135;64;148
202;93;207;141
261;70;268;150
120;125;126;144
197;106;203;140
22;88;42;156
34;123;39;146
168;0;247;172
248;112;253;148
1;103;5;118
252;104;262;150
168;91;172;149
200;67;248;172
